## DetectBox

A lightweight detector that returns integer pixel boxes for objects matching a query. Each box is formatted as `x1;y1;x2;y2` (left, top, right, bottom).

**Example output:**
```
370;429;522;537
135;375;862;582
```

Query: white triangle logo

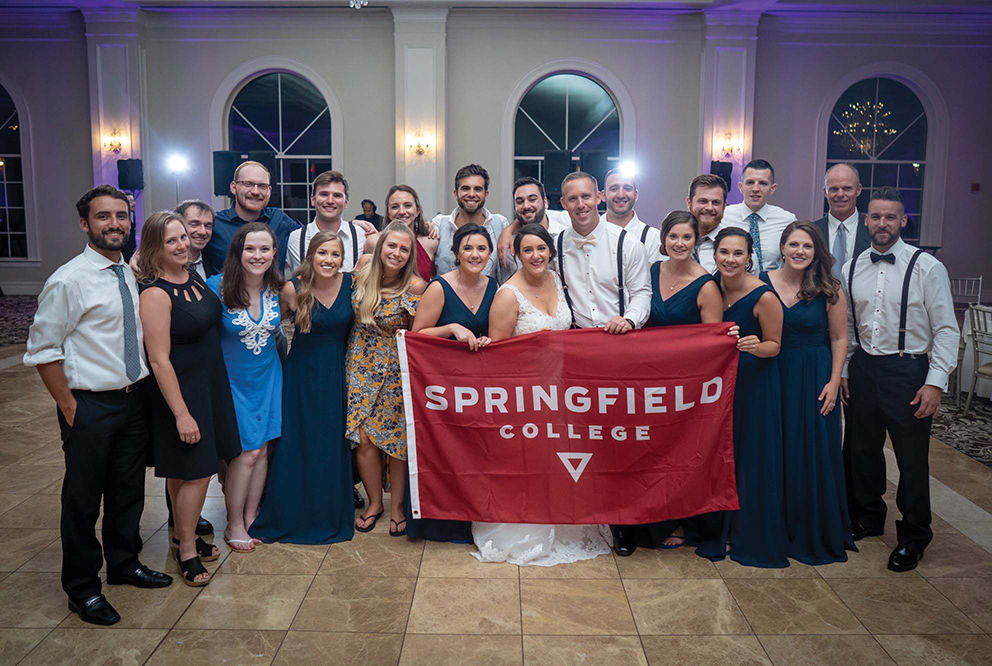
557;452;593;483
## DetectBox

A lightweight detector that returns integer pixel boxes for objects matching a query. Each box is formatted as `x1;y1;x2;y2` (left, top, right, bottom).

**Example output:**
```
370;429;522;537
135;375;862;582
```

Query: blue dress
760;272;856;565
622;265;718;548
251;275;355;545
207;274;282;451
696;282;790;568
405;275;497;543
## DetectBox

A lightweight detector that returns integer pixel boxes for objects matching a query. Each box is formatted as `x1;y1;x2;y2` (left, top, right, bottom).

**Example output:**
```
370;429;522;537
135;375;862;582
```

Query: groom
555;171;651;556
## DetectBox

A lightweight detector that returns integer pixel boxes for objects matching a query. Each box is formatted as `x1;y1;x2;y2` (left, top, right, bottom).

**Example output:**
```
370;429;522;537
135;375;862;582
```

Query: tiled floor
1;343;991;665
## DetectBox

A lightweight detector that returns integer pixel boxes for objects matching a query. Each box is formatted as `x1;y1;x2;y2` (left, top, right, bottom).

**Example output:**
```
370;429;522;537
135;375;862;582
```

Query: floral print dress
346;290;420;460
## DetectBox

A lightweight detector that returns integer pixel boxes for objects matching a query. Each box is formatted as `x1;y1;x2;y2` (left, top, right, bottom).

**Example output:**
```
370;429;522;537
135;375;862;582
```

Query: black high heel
175;550;211;587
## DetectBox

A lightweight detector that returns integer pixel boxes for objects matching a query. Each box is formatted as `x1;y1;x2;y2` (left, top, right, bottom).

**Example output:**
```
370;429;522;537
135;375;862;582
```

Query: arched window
514;73;620;205
228;72;332;225
825;77;927;243
0;84;26;259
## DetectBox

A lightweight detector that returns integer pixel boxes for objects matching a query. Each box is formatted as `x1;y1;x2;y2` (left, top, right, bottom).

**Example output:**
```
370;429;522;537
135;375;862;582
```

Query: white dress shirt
601;211;663;264
189;253;206;281
24;245;149;391
841;238;960;389
433;207;509;282
723;202;797;273
695;221;730;274
828;210;859;260
286;219;365;276
557;220;651;329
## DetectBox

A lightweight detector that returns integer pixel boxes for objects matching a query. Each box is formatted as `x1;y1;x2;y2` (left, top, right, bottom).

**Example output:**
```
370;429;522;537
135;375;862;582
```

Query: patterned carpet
935;392;992;468
0;296;37;346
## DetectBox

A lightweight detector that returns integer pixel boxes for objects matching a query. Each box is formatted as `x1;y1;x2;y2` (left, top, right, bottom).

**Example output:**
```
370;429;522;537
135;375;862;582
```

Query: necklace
522;271;549;299
661;265;690;292
456;274;486;313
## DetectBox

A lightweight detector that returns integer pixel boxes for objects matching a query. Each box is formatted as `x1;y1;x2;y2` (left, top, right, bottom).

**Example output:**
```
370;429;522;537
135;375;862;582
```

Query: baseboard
0;281;44;296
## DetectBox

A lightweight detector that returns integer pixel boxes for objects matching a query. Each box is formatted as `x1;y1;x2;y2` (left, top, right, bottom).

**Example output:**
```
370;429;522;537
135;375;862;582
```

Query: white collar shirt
827;210;860;260
433;207;508;282
285;219;365;276
601;211;664;264
24;244;149;390
723;202;796;273
695;220;729;274
557;220;651;329
840;238;960;389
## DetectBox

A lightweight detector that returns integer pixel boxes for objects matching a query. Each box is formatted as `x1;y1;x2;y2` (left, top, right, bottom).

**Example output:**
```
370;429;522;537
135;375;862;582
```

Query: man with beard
841;187;958;572
285;170;366;275
815;163;871;280
25;185;173;625
496;176;571;270
687;174;730;273
723;159;796;273
601;168;663;264
433;164;508;282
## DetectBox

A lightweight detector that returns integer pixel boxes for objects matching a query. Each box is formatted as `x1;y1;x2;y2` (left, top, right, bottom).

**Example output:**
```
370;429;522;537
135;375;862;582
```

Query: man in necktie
723;160;796;274
815;163;871;280
25;186;172;626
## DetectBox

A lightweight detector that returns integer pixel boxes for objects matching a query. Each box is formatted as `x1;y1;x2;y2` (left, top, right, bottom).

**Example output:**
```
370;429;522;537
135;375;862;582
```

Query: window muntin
0;84;26;259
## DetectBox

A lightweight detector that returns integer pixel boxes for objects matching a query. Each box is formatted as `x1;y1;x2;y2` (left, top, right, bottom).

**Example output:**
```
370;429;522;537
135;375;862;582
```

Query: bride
472;223;612;566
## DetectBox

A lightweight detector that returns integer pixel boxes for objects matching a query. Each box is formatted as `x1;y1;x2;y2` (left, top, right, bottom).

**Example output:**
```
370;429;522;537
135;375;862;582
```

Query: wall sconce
102;129;126;154
407;131;432;157
717;132;743;163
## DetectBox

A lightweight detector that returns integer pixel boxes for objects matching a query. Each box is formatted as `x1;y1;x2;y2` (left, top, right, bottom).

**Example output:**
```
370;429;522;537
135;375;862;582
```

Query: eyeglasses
236;180;272;192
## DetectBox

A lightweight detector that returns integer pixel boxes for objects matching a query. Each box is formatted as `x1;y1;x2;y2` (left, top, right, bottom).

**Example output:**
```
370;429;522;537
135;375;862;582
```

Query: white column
392;8;448;219
82;8;147;219
699;11;760;204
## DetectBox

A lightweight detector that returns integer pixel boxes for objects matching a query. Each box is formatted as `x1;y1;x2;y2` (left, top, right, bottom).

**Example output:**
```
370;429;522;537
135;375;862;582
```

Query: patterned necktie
691;244;700;263
747;212;763;272
110;264;142;382
832;223;848;280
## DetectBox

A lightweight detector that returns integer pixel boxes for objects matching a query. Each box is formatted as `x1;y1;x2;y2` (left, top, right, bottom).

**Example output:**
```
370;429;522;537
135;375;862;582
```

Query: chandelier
832;99;898;159
349;0;368;8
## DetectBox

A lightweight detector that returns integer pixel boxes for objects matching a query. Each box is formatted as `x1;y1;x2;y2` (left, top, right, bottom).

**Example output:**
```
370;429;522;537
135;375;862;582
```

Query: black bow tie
870;252;895;264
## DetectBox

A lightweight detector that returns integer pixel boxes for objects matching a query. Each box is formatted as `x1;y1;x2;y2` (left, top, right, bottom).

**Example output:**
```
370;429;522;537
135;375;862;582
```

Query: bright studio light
619;161;637;178
167;154;189;174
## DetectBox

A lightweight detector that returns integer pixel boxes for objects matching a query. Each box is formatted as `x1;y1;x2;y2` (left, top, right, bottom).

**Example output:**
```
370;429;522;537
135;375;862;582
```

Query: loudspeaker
578;150;608;190
213;150;278;197
543;149;572;196
117;159;144;192
710;160;733;193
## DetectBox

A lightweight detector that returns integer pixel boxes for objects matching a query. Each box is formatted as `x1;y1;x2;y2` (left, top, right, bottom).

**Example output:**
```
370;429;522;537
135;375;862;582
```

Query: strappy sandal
389;519;407;537
224;536;255;553
355;509;384;533
172;536;220;562
175;550;211;587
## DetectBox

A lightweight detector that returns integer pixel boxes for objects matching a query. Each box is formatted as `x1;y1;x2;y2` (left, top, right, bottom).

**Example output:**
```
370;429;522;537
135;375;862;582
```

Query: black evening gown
623;264;719;548
250;275;355;544
405;275;497;543
696;282;790;568
760;272;856;565
141;273;241;480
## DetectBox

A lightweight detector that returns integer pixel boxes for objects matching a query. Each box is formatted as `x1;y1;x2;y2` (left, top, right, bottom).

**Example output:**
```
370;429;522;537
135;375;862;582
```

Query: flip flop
355;510;384;533
389;519;407;537
659;537;685;550
224;536;255;553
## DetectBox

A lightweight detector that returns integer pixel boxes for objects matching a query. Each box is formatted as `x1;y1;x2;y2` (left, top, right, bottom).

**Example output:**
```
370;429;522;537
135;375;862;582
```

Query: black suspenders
639;225;649;245
557;229;627;327
299;221;360;271
848;248;925;355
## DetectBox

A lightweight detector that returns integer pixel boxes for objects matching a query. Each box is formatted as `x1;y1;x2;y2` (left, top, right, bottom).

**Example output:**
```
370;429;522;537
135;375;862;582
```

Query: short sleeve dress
140;272;242;480
345;288;420;460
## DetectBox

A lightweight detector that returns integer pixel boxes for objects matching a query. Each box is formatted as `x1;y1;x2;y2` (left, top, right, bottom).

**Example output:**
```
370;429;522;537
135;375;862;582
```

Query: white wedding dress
471;272;613;566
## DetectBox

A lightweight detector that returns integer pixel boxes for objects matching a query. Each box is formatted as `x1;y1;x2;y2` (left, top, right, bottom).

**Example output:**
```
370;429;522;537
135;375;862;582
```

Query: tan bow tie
574;236;598;250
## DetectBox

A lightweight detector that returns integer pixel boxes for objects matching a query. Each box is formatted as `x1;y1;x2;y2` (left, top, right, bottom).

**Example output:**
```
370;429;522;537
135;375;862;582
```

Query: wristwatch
624;318;636;329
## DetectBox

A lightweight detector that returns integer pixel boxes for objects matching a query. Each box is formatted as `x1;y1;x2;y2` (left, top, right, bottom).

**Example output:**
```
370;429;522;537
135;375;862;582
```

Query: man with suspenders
841;187;958;572
555;171;651;556
285;170;366;276
601;168;663;264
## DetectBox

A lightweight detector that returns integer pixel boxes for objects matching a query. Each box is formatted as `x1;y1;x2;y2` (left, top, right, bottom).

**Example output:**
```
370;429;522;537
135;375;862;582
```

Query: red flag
398;324;739;525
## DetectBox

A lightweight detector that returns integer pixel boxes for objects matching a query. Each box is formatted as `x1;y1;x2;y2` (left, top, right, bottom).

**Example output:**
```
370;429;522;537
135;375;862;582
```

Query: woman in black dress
137;212;241;586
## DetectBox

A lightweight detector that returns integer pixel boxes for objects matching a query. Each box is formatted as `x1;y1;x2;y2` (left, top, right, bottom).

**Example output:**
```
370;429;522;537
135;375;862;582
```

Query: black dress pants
57;383;149;603
845;349;933;553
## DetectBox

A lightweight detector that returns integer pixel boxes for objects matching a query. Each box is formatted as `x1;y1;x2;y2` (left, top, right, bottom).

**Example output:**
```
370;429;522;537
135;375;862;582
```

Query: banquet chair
948;276;983;404
963;304;992;417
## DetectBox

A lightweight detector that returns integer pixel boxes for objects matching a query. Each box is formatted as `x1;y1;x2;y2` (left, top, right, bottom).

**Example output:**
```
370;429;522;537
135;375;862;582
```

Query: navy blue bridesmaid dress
405;275;498;543
623;263;718;549
760;272;856;565
696;281;790;568
250;275;355;545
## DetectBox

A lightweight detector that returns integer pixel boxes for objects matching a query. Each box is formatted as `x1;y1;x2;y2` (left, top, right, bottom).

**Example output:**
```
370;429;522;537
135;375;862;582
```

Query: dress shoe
613;529;636;557
851;523;884;541
354;487;366;509
107;564;173;588
68;594;120;626
196;515;215;536
888;546;924;572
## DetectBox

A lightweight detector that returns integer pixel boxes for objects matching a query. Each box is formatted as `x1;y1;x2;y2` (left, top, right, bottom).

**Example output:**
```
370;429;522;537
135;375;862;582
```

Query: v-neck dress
760;272;856;565
696;281;790;568
405;275;498;543
251;275;356;545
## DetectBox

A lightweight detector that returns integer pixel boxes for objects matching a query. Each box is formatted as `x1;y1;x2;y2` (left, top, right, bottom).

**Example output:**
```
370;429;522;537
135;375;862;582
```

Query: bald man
814;163;872;279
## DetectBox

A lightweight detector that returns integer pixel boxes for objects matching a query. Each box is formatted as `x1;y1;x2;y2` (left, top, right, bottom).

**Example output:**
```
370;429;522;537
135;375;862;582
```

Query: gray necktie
832;223;848;280
110;264;142;382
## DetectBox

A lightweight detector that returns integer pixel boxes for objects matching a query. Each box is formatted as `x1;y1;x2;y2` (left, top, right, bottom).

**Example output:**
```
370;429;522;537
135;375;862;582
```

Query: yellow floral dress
346;290;420;460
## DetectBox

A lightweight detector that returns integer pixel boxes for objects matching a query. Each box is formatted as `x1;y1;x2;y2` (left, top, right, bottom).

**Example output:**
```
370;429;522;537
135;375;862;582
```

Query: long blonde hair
294;230;344;334
136;211;188;283
353;221;419;325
